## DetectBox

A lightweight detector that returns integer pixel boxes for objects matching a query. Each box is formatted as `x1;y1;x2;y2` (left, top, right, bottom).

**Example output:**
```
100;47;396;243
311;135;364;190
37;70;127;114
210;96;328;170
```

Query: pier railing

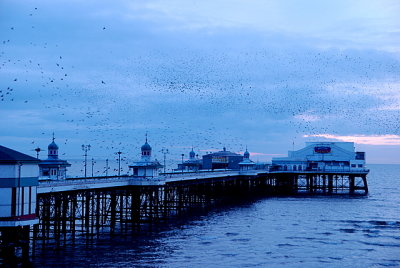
38;168;369;193
269;167;369;173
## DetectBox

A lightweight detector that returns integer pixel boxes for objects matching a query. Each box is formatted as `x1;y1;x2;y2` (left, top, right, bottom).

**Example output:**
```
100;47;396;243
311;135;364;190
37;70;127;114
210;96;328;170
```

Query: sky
1;0;400;169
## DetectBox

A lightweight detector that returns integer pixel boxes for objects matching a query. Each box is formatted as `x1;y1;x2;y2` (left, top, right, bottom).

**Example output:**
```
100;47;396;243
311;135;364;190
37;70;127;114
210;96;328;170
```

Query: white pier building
271;142;366;172
0;146;39;227
238;148;255;171
129;138;162;178
39;136;71;180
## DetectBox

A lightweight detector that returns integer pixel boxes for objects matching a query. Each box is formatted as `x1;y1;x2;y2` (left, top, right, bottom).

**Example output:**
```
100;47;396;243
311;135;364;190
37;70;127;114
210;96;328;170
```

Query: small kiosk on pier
129;138;162;178
39;136;71;180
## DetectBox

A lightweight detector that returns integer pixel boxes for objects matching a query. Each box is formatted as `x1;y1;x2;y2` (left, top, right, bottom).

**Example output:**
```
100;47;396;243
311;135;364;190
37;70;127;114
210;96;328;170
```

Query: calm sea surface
33;164;400;267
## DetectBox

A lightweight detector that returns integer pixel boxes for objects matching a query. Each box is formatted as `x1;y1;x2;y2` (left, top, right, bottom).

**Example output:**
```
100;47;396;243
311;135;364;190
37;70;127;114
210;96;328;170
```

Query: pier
0;141;369;265
34;168;368;245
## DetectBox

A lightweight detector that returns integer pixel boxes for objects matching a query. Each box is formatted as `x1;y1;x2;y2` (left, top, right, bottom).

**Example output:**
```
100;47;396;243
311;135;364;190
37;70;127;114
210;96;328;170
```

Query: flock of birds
1;4;400;167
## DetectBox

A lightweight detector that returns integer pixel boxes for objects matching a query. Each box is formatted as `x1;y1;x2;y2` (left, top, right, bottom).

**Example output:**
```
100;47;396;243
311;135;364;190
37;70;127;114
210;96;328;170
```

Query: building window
293;165;297;171
21;186;24;215
356;152;365;160
298;165;302;171
29;187;32;214
11;187;16;216
358;164;363;168
133;168;138;175
351;164;356;168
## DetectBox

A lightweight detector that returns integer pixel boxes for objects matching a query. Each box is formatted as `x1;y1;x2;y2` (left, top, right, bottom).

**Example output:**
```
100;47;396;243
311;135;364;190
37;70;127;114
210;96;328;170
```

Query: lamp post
161;148;169;173
116;151;122;176
34;147;42;159
91;158;96;177
105;159;109;177
196;154;199;172
181;153;184;173
82;144;91;177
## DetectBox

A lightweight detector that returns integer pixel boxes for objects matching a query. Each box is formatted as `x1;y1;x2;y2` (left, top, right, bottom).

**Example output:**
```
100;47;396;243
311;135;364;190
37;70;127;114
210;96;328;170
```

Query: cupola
48;134;59;159
141;134;152;160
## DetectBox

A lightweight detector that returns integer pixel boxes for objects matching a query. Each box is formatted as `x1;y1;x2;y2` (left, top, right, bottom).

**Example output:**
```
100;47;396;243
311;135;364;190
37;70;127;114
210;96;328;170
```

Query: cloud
294;113;321;122
123;0;400;51
249;152;285;157
304;134;400;145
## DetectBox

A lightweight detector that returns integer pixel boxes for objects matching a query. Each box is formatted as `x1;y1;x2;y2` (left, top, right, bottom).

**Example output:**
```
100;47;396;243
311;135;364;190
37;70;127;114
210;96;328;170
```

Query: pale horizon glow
304;134;400;146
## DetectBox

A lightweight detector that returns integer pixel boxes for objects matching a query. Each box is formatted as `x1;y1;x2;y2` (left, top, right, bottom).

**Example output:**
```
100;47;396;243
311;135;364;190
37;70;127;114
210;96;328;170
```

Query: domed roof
48;141;59;150
141;141;152;151
244;149;250;158
189;149;196;158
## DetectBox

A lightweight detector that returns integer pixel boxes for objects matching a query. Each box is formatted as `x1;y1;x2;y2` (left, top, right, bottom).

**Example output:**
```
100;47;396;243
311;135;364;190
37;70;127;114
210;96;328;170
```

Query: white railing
163;170;241;181
38;168;368;191
38;176;131;187
269;168;369;173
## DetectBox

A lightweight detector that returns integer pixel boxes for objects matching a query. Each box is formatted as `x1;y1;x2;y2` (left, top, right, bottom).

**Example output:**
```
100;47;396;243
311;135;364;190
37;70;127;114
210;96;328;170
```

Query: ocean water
32;164;400;267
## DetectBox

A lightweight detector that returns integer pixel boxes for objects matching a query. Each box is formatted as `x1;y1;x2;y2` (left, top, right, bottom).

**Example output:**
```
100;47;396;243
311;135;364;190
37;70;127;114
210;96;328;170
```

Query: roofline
0;159;41;164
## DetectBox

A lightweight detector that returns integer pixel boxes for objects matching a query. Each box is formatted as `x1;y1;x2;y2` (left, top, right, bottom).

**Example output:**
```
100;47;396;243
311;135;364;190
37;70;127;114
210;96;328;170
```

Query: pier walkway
38;168;368;193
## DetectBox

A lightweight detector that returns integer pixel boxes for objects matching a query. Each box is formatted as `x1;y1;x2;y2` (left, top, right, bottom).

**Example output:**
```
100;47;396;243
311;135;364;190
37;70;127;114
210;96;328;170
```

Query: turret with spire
177;147;202;172
129;133;162;178
39;133;71;179
141;133;152;161
189;147;196;160
239;146;255;171
244;147;250;159
48;133;59;160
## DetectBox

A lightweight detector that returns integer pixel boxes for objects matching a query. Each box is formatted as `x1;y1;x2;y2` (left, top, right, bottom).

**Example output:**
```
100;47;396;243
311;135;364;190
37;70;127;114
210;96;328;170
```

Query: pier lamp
34;147;42;159
181;154;184;173
161;148;169;173
105;159;109;177
91;158;96;177
82;144;91;177
116;151;122;176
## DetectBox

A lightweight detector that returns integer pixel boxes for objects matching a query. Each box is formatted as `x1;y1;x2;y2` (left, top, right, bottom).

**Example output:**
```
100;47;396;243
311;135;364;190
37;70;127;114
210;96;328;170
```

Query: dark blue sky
1;0;400;165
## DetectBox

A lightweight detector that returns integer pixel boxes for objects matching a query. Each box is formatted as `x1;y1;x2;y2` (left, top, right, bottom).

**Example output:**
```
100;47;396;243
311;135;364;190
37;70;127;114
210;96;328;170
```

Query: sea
32;164;400;267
